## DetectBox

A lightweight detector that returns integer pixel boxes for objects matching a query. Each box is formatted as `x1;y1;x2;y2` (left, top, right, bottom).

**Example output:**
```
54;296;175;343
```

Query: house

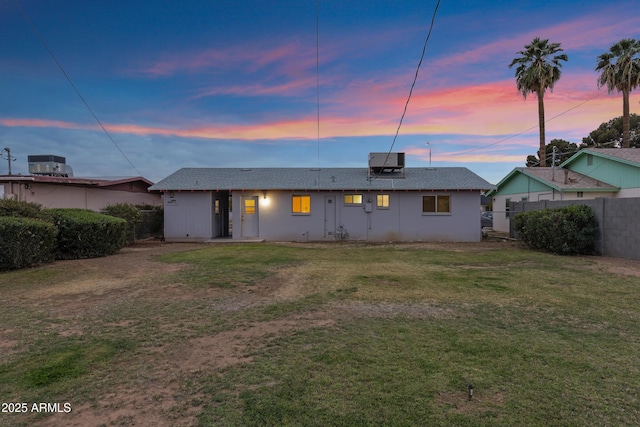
149;154;494;242
559;148;640;198
487;148;640;232
0;175;161;211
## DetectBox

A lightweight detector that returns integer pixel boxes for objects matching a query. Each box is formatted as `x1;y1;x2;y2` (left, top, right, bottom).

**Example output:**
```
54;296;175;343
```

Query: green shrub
48;209;127;260
0;199;52;221
0;217;58;271
102;203;142;244
513;205;598;255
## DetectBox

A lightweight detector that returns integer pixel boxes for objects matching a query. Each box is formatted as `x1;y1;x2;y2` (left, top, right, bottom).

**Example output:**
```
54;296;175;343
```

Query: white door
241;196;259;237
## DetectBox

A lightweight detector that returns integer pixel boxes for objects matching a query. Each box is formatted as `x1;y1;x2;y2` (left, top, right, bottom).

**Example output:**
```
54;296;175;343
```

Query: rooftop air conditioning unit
368;152;405;171
28;155;73;177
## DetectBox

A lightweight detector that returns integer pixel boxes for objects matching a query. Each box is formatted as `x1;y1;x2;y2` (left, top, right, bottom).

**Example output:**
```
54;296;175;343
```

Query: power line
453;90;606;156
372;0;441;181
13;0;143;177
316;0;321;169
389;0;441;154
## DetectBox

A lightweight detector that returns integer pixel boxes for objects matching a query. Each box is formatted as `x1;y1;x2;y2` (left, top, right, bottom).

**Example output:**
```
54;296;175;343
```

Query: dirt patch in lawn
584;255;640;278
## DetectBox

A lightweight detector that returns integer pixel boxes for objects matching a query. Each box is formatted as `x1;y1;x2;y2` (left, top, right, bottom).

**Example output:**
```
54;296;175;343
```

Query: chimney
564;169;569;185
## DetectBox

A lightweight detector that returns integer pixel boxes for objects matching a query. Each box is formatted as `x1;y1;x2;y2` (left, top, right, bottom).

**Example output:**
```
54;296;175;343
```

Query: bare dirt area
3;239;638;426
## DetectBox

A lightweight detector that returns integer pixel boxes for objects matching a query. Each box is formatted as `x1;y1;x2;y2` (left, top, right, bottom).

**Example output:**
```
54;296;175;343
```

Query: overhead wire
316;0;321;170
13;0;143;177
371;0;441;181
452;85;607;157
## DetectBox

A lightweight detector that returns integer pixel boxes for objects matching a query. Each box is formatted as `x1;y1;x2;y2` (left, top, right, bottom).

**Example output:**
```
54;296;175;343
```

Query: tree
596;38;640;148
581;114;640;148
510;37;568;167
526;139;578;167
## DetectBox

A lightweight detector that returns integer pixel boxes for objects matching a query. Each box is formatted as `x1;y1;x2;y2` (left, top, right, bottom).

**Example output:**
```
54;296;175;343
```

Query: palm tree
509;38;568;167
596;38;640;148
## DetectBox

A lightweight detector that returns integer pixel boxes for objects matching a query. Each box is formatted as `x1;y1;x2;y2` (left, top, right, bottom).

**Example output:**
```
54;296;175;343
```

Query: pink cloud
133;39;324;79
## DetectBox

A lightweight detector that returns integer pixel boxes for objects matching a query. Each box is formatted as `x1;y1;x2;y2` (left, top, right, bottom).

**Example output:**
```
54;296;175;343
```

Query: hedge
49;209;127;260
513;204;598;255
0;216;58;271
102;203;142;245
0;199;51;221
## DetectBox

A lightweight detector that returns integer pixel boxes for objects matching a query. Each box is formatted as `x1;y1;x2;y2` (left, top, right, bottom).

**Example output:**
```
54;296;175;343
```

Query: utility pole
1;147;16;175
551;146;557;181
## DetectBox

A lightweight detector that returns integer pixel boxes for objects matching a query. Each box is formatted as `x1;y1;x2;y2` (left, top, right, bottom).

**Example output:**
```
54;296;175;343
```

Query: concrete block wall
510;197;640;260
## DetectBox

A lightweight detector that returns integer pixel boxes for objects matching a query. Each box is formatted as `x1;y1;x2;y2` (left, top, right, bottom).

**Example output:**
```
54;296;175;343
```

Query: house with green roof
487;148;640;233
149;153;494;242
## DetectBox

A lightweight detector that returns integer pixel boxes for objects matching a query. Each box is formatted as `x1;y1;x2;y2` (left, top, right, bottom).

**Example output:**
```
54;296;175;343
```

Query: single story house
487;148;640;232
149;156;494;242
559;148;640;198
0;175;161;211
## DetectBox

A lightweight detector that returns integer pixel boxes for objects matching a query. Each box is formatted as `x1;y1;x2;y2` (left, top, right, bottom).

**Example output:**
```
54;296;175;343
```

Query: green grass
157;244;301;288
0;243;639;426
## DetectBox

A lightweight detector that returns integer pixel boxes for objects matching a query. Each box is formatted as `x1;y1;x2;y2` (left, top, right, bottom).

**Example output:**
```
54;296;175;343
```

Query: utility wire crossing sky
0;0;638;184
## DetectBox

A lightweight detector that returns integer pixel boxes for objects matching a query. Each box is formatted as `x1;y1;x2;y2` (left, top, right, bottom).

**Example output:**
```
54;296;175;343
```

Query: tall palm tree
596;38;640;148
509;38;568;167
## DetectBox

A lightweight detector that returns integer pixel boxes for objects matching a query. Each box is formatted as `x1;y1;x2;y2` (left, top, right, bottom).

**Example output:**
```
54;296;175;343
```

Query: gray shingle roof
515;167;618;191
585;148;640;166
561;148;640;168
149;167;494;191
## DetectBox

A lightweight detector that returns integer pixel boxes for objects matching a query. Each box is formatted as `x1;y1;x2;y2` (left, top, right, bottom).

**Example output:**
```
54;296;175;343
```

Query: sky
1;0;639;184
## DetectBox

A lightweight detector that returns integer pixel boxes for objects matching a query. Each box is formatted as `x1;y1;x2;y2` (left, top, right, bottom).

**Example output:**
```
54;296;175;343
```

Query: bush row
513;204;598;255
102;203;141;245
0;200;128;271
49;209;127;260
0;216;57;270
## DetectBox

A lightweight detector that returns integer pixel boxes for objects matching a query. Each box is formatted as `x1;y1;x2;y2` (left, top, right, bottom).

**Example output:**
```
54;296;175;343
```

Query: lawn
0;241;638;426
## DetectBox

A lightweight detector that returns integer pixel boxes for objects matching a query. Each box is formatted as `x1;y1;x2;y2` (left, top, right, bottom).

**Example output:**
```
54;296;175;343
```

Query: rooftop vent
28;155;73;177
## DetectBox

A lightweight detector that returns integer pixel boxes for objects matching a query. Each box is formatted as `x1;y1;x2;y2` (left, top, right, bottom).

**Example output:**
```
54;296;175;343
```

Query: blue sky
1;0;638;184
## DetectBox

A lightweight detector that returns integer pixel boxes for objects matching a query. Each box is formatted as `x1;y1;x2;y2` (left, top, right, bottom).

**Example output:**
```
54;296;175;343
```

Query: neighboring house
487;148;640;232
0;175;161;211
559;148;640;198
149;156;493;242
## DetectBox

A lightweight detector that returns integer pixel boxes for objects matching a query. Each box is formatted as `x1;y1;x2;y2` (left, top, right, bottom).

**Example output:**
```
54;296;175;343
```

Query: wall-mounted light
260;191;271;207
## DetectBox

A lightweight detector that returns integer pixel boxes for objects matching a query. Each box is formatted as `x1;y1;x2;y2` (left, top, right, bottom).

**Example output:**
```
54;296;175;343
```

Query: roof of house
485;167;619;196
0;175;153;188
149;167;494;192
560;148;640;168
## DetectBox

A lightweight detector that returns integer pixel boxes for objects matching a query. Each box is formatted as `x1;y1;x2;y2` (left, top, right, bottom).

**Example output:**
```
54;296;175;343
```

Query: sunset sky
1;0;639;184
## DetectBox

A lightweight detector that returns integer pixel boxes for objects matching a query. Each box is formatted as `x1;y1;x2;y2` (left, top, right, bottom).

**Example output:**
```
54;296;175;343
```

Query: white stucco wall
164;191;213;240
163;190;484;242
231;190;482;242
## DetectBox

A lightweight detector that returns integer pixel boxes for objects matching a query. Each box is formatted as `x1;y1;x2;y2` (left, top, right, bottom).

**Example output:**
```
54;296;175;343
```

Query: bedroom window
377;194;390;208
343;194;363;205
422;195;450;214
292;195;311;214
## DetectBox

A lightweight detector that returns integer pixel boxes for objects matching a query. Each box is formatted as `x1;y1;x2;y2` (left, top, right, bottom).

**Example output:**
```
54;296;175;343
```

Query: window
505;198;511;218
292;195;311;214
577;191;584;198
376;194;389;208
244;198;256;215
521;197;528;202
422;195;450;214
343;194;363;205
